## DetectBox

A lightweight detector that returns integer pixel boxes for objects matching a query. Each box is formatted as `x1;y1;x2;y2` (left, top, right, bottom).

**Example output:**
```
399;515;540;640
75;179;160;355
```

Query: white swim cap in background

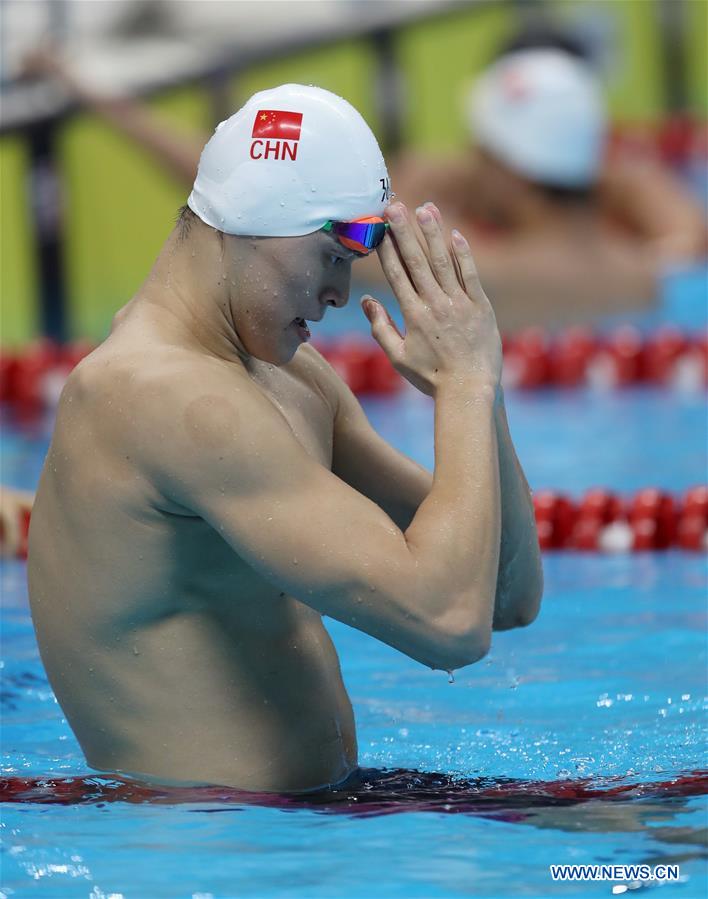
467;49;606;187
188;83;391;237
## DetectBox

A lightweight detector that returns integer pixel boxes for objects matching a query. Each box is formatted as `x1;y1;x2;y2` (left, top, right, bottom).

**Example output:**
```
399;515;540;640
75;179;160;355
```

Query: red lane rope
533;486;707;552
1;769;705;815
1;326;706;409
2;487;706;559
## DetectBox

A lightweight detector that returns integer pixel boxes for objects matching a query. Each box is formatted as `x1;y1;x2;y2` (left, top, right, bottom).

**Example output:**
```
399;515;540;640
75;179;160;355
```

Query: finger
362;296;404;340
385;203;441;298
362;296;404;363
451;229;486;304
383;201;434;277
376;232;418;319
415;203;460;296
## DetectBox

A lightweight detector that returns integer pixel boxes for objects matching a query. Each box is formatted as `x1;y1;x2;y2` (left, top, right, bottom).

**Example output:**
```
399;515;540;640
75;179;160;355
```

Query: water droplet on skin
132;646;140;656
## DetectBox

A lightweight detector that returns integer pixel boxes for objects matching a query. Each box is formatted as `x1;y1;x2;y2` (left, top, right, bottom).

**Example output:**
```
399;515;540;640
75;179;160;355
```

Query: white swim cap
188;83;391;237
467;49;606;187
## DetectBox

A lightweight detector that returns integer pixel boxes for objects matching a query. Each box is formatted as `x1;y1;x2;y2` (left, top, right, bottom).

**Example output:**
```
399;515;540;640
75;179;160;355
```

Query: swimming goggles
322;217;389;255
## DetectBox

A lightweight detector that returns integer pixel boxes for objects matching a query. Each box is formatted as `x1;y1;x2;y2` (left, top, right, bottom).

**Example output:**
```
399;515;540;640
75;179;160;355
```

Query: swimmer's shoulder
63;339;230;403
60;339;256;454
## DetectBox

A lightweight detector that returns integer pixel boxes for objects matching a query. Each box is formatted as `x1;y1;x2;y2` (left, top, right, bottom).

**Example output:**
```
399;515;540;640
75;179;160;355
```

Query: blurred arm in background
600;156;708;265
23;46;205;186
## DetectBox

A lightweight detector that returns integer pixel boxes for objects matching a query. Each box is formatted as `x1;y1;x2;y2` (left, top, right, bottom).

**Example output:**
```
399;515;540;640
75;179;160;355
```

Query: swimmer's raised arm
138;371;493;672
22;46;204;187
329;370;542;631
359;202;541;629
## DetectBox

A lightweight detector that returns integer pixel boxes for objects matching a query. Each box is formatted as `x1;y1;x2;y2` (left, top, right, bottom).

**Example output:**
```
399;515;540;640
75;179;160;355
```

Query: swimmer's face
227;230;355;365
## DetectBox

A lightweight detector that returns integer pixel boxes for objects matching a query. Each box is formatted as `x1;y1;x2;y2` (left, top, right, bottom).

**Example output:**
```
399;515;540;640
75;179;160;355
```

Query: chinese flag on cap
252;110;303;140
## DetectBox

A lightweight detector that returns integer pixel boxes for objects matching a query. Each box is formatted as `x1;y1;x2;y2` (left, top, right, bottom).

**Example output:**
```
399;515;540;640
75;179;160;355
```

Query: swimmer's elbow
493;581;543;631
438;633;491;672
515;567;545;627
426;604;493;671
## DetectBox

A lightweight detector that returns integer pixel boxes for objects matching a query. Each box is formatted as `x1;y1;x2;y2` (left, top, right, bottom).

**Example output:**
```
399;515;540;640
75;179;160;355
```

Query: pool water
2;272;707;898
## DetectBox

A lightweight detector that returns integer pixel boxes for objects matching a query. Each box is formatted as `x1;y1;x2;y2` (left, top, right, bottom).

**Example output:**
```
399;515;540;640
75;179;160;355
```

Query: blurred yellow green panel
553;0;666;122
60;86;210;341
235;41;378;135
0;136;38;346
685;0;707;115
396;3;512;153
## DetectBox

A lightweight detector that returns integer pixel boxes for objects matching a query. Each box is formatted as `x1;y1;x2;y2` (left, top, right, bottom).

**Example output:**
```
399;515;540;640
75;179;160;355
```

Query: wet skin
28;206;540;792
28;223;372;792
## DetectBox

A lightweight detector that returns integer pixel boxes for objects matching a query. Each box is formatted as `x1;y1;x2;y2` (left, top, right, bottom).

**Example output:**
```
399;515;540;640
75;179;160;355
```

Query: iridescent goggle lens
322;217;389;255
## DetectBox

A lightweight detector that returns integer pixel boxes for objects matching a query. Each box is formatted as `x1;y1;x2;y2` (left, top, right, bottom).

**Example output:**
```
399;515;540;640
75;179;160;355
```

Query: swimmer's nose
322;289;346;309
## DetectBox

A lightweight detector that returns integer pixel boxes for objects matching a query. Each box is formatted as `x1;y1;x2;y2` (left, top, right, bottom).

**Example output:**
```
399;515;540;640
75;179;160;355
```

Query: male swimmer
28;85;543;793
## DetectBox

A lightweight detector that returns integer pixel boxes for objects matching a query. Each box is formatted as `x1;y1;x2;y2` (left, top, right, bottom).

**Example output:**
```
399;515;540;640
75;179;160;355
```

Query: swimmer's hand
362;202;502;397
0;487;34;559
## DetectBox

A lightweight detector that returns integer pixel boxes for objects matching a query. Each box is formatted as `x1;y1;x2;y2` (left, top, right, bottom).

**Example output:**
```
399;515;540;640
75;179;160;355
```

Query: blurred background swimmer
375;32;707;328
17;24;707;334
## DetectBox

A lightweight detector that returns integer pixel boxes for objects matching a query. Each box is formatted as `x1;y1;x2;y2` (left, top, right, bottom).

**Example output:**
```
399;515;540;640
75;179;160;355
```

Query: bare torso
28;303;358;792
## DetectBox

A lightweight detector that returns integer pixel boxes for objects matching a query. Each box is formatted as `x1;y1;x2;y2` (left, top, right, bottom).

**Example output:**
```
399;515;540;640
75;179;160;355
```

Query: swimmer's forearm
404;378;501;657
491;391;543;630
601;159;708;264
84;97;204;186
49;60;203;186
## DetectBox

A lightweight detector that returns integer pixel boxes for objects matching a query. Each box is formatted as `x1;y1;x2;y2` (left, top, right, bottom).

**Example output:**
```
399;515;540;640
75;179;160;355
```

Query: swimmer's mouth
293;317;311;341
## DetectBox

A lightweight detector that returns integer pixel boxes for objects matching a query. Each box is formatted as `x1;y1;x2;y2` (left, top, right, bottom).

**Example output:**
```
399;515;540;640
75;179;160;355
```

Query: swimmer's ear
361;295;404;362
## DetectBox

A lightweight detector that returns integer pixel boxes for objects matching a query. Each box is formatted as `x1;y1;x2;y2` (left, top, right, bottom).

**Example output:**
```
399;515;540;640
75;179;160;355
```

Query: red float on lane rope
2;479;706;561
1;328;705;411
531;487;707;554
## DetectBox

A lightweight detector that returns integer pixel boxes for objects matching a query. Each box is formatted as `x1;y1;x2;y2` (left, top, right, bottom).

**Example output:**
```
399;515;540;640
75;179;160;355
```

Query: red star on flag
252;110;303;140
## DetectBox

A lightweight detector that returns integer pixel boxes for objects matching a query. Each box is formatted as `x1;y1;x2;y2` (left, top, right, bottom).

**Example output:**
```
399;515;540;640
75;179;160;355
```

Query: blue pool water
2;383;706;898
2;273;707;898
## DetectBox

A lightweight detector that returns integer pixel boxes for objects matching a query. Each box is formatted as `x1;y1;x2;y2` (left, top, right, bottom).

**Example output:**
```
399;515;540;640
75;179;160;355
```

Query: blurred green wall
686;0;708;115
59;86;210;339
397;2;512;153
553;0;666;123
0;136;38;346
1;0;704;346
